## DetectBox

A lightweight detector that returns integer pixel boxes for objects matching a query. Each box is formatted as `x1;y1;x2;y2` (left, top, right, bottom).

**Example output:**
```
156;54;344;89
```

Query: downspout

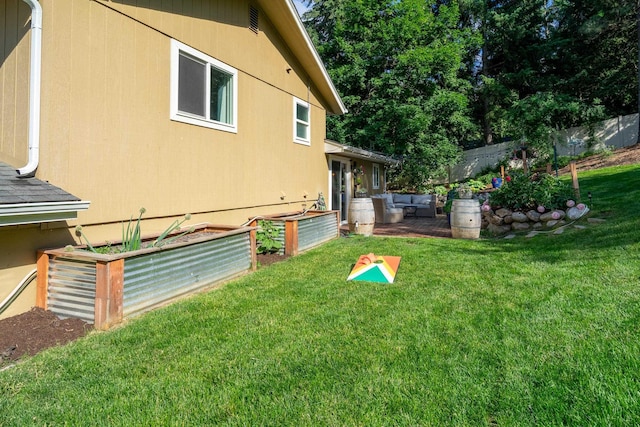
17;0;42;177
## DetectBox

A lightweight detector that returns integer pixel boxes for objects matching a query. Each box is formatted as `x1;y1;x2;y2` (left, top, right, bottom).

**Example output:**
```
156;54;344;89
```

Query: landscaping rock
495;208;512;217
540;212;555;221
504;234;517;239
503;215;514;224
511;221;531;231
567;206;588;220
553;227;565;235
526;210;541;222
525;231;539;238
511;211;529;223
489;214;504;225
487;223;512;235
532;222;544;230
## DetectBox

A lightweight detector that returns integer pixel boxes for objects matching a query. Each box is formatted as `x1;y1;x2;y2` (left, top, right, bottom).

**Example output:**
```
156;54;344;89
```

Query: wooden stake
570;161;580;200
500;165;505;180
522;149;528;174
546;163;552;174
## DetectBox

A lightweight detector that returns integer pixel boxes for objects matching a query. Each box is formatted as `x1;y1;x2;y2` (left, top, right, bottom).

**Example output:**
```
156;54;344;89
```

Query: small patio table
403;205;418;218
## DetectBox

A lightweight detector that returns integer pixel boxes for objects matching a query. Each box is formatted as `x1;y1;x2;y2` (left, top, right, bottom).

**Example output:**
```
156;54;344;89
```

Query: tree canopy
301;0;638;184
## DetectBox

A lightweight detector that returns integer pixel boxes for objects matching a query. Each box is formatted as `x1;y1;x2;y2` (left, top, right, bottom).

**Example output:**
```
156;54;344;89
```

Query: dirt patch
257;252;290;267
557;143;640;174
0;307;92;367
1;144;638;366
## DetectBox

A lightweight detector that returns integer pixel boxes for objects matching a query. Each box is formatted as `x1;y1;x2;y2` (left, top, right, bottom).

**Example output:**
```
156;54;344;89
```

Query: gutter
17;0;43;177
0;200;91;226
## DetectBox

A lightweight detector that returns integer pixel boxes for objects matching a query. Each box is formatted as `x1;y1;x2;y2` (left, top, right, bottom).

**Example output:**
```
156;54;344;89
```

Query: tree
303;0;479;187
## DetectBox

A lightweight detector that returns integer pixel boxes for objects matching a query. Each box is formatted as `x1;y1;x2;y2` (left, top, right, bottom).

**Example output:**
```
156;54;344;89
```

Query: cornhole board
347;253;401;283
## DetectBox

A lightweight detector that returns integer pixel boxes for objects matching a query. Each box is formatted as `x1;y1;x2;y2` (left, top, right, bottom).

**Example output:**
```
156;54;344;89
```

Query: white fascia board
0;200;91;227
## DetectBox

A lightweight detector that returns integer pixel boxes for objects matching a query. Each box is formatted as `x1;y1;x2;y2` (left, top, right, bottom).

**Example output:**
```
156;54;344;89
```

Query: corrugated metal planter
36;224;256;329
251;210;340;256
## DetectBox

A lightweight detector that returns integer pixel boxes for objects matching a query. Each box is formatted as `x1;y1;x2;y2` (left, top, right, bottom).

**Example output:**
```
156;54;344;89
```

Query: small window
170;40;238;133
293;97;310;145
249;6;259;33
372;164;380;189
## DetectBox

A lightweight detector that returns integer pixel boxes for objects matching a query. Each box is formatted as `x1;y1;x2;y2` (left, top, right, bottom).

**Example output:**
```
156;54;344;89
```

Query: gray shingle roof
0;162;81;205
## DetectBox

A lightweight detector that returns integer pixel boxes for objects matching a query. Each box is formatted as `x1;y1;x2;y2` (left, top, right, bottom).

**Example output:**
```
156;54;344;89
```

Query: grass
1;165;640;426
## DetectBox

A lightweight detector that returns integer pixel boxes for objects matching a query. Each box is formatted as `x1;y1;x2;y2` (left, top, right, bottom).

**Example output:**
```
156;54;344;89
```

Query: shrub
256;220;282;254
488;171;573;211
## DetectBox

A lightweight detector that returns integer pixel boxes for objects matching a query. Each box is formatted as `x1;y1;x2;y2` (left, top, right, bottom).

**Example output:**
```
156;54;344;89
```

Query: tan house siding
0;0;31;166
1;0;338;319
35;0;327;225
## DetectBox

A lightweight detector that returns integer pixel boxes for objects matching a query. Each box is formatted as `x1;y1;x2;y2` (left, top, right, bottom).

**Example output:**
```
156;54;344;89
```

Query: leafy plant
121;207;146;252
488;171;573;210
152;214;194;248
256;220;282;254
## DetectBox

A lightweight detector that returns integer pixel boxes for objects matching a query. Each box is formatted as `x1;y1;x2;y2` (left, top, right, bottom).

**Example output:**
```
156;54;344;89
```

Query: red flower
505;176;511;182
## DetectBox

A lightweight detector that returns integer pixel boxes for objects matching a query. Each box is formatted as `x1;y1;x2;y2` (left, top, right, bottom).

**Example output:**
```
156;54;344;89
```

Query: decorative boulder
487;223;512;235
511;211;529;223
511;221;531;231
503;215;514;224
489;214;504;225
540;211;554;222
526;210;541;222
567;206;589;220
496;208;512;217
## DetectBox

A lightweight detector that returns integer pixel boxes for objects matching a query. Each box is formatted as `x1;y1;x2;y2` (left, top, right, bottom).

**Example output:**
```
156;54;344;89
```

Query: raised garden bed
36;224;256;329
250;210;340;256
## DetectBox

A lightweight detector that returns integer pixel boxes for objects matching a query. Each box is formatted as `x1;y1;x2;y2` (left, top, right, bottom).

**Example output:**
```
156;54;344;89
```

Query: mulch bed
0;307;92;367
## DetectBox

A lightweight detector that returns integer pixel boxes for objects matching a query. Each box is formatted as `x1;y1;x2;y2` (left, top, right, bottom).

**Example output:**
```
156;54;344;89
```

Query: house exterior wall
0;0;31;166
1;0;334;319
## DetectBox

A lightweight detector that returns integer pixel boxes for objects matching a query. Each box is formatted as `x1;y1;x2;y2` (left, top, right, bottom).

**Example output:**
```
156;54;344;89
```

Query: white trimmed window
293;97;310;145
372;164;380;189
170;40;238;133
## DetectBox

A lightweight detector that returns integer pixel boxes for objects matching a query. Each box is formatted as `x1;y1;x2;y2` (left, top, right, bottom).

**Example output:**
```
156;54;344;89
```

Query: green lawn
1;165;640;426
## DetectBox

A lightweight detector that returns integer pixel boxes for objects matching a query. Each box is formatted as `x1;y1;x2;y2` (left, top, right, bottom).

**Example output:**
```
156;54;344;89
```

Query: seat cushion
393;193;413;204
381;193;394;207
412;194;432;205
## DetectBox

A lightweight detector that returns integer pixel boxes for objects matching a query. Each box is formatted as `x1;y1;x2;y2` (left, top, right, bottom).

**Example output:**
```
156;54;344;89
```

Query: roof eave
325;140;400;166
0;200;91;227
257;0;347;115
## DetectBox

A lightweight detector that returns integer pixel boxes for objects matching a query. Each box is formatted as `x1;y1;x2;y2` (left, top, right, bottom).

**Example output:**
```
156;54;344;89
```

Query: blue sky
293;0;310;15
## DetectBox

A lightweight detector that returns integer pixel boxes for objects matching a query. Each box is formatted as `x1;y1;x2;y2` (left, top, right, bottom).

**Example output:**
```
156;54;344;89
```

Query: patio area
341;214;452;238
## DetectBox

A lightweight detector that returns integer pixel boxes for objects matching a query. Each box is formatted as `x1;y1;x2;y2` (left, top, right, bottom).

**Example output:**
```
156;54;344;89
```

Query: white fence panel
450;113;639;182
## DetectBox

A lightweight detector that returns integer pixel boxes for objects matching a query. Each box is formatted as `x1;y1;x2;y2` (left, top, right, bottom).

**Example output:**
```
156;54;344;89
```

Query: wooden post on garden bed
35;251;49;310
570;161;580;200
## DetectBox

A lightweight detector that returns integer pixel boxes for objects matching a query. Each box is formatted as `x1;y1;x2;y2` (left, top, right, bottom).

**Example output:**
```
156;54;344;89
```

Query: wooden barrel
348;198;375;236
451;199;481;239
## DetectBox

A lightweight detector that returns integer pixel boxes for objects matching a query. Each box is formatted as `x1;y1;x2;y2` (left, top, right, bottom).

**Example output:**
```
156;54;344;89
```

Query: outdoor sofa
373;193;437;218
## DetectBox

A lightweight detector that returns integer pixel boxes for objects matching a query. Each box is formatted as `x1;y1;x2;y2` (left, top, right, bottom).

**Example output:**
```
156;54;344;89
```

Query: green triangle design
353;266;390;283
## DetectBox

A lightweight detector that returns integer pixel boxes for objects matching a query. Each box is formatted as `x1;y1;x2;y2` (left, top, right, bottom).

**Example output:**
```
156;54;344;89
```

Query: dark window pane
296;103;309;122
178;53;206;117
210;68;233;124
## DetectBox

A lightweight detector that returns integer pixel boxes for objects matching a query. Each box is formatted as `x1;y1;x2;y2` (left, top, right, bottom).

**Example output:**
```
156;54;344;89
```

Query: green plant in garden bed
487;170;574;210
256;219;282;254
74;208;194;254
